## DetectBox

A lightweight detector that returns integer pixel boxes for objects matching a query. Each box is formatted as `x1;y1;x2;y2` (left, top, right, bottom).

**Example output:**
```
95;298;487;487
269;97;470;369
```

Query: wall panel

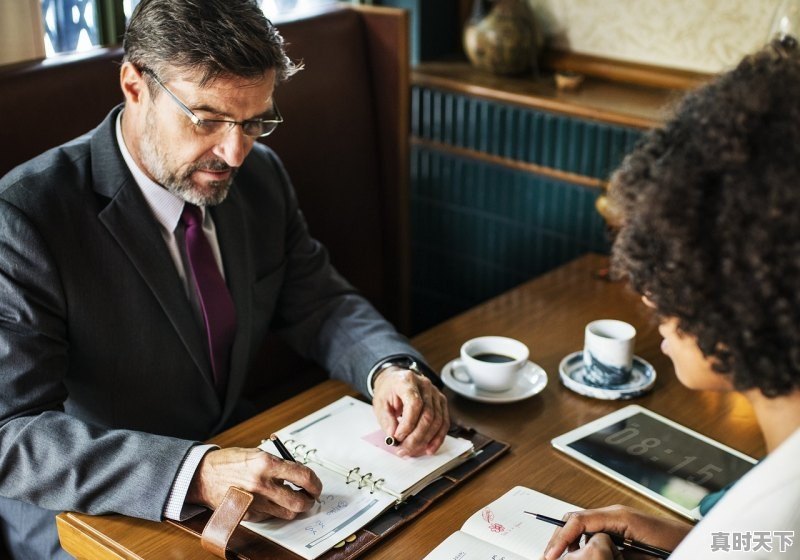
410;87;643;331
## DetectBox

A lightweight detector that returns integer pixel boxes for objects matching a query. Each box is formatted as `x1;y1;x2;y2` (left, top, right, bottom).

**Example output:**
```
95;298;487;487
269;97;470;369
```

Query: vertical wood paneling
411;86;643;180
409;87;640;331
410;145;611;332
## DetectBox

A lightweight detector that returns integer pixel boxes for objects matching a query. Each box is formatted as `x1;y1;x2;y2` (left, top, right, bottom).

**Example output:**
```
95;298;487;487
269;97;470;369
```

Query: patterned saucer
559;351;656;400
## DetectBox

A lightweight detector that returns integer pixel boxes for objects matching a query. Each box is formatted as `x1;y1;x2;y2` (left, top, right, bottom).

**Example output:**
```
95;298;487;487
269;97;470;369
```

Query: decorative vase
463;0;538;76
770;0;800;44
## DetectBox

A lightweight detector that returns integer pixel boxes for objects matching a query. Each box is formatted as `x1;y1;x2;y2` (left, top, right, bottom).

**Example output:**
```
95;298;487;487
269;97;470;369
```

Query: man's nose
212;125;253;168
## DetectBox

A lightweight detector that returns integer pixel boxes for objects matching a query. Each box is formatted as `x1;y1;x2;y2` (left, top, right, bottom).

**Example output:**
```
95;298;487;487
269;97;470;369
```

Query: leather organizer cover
168;425;509;560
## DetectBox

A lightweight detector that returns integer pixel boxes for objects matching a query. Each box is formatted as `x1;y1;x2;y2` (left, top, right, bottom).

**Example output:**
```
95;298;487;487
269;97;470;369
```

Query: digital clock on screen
552;406;757;520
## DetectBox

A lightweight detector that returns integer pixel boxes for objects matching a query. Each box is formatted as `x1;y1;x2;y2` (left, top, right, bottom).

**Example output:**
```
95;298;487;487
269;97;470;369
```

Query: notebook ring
346;467;360;484
369;478;385;494
284;438;298;455
302;447;317;462
290;443;309;463
357;473;373;490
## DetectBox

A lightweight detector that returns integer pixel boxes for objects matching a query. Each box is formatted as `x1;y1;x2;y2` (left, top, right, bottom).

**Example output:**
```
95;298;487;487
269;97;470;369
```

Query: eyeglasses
141;68;283;138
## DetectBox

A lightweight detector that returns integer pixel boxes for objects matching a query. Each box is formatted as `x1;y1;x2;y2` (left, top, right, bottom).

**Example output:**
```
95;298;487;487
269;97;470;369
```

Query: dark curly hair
610;38;800;397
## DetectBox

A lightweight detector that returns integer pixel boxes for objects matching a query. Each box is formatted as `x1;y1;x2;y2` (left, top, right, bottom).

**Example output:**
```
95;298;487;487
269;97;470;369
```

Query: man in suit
0;1;450;557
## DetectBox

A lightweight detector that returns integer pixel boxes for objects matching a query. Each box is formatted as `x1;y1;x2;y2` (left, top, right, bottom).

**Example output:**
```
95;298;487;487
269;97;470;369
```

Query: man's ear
120;62;148;106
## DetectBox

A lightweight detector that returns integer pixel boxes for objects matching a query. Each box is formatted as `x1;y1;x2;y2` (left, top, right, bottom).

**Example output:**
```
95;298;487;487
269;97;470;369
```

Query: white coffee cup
452;336;529;392
582;319;636;387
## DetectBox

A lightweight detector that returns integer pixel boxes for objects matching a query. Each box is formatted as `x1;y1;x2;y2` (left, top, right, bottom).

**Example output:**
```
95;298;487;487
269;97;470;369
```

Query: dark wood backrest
0;6;410;410
0;48;125;173
266;6;410;330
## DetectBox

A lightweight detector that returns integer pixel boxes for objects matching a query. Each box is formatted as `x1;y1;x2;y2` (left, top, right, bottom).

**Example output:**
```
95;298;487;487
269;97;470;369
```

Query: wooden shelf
542;50;711;91
412;60;687;130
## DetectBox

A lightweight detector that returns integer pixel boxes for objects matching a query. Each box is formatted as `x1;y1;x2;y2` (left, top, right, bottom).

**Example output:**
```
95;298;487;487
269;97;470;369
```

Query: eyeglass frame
139;66;283;138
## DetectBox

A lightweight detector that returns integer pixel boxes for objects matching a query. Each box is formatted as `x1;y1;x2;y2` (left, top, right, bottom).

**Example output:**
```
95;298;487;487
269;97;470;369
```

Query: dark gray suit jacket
0;107;423;559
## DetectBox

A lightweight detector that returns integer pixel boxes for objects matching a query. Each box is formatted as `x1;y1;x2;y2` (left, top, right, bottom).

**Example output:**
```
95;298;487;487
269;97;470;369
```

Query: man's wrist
366;355;440;397
164;444;217;521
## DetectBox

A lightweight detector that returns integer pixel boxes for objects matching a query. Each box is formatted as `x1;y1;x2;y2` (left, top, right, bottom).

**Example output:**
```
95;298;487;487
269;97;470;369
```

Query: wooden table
57;253;765;559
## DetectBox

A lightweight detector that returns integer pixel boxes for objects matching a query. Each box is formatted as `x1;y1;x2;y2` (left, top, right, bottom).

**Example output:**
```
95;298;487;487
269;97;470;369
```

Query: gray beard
140;110;236;206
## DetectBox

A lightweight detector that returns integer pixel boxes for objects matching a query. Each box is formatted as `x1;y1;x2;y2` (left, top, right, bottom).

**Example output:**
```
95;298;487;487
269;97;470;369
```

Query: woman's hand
559;534;622;559
543;505;691;560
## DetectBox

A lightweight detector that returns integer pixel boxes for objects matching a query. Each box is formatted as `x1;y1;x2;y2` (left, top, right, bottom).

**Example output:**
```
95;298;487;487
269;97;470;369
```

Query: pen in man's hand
269;434;296;461
524;511;672;559
267;434;321;503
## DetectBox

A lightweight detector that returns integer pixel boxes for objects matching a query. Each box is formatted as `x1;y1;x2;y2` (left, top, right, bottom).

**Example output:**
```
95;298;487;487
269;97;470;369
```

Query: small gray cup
582;320;636;387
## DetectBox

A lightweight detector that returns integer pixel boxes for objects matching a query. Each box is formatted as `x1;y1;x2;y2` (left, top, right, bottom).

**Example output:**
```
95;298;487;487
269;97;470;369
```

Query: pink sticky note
361;430;404;456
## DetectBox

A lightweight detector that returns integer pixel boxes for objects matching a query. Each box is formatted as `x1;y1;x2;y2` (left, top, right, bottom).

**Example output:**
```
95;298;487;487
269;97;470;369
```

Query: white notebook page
242;448;396;560
274;396;474;498
424;531;530;560
460;486;577;558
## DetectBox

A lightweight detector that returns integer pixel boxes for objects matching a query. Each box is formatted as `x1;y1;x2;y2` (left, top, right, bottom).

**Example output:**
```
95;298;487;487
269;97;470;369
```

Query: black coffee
472;352;515;363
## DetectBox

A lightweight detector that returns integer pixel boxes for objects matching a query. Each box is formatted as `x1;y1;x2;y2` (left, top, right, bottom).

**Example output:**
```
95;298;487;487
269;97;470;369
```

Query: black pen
269;434;296;461
268;434;321;503
524;512;672;559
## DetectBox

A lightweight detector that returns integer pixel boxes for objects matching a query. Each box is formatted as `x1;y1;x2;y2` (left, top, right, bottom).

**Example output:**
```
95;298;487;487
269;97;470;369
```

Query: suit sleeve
0;199;195;520
261;151;428;397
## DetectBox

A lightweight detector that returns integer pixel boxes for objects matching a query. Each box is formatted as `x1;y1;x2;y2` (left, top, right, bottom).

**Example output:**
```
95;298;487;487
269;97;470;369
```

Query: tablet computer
551;405;757;520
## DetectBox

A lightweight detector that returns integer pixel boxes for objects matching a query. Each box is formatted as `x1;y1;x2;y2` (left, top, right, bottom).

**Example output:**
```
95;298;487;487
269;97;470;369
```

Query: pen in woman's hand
524;511;672;559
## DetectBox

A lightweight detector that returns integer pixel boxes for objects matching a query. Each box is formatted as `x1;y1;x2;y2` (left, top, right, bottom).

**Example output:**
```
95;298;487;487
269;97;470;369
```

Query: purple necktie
181;204;237;395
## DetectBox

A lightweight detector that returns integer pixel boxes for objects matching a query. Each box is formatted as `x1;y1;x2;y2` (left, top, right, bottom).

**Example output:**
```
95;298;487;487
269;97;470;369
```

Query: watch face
566;412;755;509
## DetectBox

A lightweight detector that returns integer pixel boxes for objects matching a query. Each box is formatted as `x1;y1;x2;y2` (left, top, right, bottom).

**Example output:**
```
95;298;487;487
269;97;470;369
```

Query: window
40;0;101;55
260;0;342;19
29;0;355;60
122;0;140;20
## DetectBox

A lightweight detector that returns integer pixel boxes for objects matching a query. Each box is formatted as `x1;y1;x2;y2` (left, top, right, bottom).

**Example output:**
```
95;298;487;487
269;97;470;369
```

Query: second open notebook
422;486;576;560
241;395;475;559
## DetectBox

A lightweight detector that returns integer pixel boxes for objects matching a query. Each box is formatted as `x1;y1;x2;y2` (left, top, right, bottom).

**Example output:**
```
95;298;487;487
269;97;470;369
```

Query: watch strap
368;355;442;396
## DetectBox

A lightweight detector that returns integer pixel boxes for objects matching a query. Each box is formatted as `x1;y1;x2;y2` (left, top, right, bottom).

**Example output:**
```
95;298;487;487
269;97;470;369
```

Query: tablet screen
565;411;755;511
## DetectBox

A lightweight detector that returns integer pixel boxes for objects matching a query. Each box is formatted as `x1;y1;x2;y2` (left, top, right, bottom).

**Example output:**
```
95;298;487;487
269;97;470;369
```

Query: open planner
241;396;475;559
423;486;577;560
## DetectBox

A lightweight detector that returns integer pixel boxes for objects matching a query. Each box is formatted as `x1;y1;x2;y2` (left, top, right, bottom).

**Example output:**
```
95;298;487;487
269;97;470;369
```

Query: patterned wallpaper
528;0;783;73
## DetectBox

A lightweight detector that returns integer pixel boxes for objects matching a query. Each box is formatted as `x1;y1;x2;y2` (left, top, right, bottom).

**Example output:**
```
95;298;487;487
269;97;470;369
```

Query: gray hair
122;0;301;86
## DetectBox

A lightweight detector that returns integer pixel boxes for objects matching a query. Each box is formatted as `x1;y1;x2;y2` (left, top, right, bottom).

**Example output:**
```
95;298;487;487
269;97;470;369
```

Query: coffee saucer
559;351;656;400
441;359;547;403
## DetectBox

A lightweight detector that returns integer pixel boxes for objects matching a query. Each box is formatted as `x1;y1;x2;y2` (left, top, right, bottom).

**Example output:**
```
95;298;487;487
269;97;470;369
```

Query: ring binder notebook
169;396;510;560
277;437;445;503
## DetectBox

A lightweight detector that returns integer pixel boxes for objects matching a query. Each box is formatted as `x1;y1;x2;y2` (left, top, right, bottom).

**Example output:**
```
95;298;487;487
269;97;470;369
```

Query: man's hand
543;505;690;560
186;447;322;522
372;366;450;457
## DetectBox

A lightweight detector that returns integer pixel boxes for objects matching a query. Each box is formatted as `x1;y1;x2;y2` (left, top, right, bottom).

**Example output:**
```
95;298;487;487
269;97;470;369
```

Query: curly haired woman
544;38;800;559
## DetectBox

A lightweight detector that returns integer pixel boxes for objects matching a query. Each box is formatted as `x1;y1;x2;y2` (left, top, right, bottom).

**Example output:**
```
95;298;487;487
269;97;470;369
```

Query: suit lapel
90;107;217;394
